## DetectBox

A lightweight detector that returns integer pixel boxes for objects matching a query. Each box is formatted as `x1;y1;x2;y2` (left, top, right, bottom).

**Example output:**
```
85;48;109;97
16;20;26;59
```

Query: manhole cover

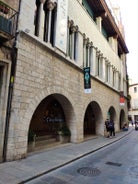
106;161;122;167
129;166;138;177
77;167;101;177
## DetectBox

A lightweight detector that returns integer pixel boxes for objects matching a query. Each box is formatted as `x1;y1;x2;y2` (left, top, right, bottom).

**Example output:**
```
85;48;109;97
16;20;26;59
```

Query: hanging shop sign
120;91;125;106
43;116;64;123
55;0;68;53
84;67;91;93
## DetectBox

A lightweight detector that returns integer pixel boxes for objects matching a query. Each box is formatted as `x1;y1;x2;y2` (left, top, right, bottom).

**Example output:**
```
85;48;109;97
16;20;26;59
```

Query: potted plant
0;3;10;14
58;125;71;143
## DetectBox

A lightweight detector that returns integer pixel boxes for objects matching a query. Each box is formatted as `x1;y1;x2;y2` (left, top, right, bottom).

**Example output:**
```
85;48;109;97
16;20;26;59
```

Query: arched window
35;0;57;46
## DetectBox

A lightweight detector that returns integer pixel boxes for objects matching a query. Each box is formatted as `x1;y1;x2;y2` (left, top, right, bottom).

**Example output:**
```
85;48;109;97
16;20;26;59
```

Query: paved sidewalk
0;127;133;184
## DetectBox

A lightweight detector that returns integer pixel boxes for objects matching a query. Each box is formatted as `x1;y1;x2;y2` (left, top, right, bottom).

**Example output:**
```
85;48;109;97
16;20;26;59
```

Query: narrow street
25;129;138;184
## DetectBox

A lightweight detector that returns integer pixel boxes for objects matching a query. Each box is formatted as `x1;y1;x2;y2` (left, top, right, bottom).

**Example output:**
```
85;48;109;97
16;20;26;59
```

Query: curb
19;129;133;184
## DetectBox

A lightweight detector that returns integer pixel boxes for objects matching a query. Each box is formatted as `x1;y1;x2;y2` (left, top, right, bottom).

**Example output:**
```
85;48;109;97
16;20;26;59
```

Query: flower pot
0;4;9;14
28;140;35;152
59;135;70;143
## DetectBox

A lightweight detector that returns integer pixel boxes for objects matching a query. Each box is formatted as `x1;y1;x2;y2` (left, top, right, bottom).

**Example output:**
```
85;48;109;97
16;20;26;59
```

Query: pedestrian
105;119;110;138
131;120;134;126
122;123;128;131
108;119;115;138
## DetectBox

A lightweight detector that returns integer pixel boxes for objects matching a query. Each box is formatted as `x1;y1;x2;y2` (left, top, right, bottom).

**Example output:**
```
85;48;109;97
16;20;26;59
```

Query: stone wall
5;32;128;160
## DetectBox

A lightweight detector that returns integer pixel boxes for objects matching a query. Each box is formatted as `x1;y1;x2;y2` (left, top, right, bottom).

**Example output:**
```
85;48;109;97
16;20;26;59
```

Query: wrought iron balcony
0;1;18;42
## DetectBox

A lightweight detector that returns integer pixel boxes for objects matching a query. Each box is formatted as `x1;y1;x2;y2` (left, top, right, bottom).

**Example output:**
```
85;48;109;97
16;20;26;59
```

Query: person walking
105;119;110;138
108;119;115;138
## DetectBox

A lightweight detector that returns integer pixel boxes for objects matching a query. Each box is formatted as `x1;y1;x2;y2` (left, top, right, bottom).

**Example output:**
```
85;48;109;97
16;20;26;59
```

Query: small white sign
84;89;92;94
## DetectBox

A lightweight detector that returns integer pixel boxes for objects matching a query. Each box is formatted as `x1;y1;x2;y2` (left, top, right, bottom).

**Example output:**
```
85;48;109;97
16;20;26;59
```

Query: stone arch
106;106;117;131
119;109;126;129
23;86;77;151
83;101;103;137
107;106;116;121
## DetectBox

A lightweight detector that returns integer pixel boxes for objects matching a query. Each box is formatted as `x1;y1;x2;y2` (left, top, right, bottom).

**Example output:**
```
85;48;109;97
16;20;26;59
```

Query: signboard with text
84;67;91;93
120;91;125;106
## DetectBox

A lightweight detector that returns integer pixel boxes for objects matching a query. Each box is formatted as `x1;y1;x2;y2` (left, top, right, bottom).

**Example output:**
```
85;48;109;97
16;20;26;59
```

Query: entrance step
35;134;55;141
35;137;58;147
84;135;98;141
35;141;61;151
28;134;61;153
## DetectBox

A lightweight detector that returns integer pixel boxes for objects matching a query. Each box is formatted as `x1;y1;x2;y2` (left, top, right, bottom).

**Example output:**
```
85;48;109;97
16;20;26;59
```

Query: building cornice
85;0;129;54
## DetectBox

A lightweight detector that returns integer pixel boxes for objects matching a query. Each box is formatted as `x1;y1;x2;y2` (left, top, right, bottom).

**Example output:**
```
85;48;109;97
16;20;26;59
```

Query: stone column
83;34;88;67
91;46;97;76
70;25;76;60
83;34;86;67
96;16;102;32
116;70;119;90
89;42;93;73
110;65;113;86
95;49;100;76
120;61;123;91
108;37;114;49
86;41;91;67
74;26;83;65
112;66;116;87
120;53;127;79
38;0;46;40
119;71;121;91
99;54;103;79
105;59;109;82
109;36;118;54
115;69;118;89
46;0;55;42
76;31;83;66
67;20;71;57
102;57;106;81
108;62;111;84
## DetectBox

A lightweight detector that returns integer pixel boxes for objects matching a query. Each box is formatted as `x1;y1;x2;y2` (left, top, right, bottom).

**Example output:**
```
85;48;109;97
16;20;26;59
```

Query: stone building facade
0;0;19;162
128;83;138;123
0;0;129;161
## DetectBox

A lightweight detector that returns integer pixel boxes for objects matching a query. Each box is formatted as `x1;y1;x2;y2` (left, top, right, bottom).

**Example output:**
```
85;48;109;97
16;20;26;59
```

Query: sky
106;0;138;84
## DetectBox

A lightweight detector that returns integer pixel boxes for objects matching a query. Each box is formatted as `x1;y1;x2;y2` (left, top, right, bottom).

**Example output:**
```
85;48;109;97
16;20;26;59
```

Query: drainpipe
2;0;21;162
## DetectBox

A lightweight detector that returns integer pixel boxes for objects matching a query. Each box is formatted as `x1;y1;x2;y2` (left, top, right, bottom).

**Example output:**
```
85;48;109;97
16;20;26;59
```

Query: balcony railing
0;1;18;41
